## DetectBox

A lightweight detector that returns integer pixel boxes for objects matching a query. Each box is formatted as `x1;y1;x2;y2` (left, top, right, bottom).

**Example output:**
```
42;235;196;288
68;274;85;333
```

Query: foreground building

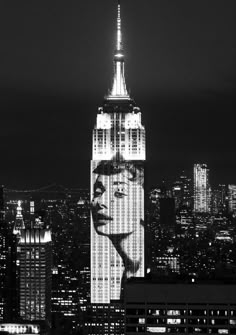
125;278;236;334
18;225;52;325
90;0;145;304
88;1;145;333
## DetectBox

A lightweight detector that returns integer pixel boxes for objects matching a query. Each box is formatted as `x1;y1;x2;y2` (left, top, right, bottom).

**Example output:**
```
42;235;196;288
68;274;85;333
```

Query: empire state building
91;0;145;304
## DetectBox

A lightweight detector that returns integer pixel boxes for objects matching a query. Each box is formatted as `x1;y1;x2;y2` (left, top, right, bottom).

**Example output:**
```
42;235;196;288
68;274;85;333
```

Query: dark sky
0;0;235;189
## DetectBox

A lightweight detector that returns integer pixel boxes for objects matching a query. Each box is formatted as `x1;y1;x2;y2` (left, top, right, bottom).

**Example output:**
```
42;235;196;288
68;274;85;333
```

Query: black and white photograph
0;1;236;334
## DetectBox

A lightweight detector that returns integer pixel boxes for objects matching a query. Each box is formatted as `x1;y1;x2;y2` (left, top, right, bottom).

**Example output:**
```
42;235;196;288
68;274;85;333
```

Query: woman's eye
93;179;106;197
114;191;125;198
94;188;103;197
114;187;127;198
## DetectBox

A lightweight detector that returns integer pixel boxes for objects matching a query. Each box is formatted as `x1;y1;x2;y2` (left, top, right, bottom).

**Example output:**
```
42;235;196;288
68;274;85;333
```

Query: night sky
0;0;235;189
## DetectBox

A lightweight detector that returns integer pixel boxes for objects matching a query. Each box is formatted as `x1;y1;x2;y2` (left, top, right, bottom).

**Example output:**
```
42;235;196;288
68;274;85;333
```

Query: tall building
18;212;52;325
0;188;18;322
172;170;192;211
228;184;236;215
193;164;211;213
159;198;176;234
0;186;6;321
211;184;227;214
90;0;145;304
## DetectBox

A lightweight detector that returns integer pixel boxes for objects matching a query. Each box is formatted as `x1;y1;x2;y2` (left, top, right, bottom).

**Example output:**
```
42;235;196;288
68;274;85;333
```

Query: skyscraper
90;0;145;304
0;188;18;322
193;164;211;213
228;184;236;215
17;205;52;325
0;186;6;320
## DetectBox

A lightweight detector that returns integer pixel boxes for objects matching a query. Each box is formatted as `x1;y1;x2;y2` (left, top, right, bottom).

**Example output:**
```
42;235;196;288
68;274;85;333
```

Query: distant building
159;198;176;234
124;278;236;335
228;184;236;215
211;185;227;214
194;164;211;213
176;208;194;237
155;256;180;274
18;227;52;325
179;171;192;209
172;171;192;211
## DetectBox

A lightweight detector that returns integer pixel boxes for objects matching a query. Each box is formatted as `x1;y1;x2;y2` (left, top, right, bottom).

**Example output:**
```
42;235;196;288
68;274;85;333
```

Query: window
139;318;145;324
167;319;181;325
167;310;180;316
147;327;166;333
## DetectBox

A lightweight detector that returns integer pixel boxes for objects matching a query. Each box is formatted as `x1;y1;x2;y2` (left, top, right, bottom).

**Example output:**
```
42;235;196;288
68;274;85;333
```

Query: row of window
126;326;236;334
126;309;236;317
127;317;236;325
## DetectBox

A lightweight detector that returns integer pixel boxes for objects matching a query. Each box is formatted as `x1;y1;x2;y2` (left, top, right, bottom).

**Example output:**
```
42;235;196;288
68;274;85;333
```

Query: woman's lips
94;212;113;225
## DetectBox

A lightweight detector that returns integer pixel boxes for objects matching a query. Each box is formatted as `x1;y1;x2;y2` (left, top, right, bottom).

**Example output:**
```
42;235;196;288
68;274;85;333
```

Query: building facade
228;184;236;215
90;0;145;304
125;279;236;335
19;228;52;325
0;186;6;321
194;164;211;213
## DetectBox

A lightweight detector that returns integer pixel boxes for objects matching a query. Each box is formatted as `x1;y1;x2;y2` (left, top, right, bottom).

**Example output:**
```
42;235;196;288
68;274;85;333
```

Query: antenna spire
107;0;130;100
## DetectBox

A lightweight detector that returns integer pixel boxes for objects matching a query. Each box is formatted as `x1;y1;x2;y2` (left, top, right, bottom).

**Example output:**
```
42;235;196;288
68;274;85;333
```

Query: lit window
147;327;166;333
218;330;228;334
167;318;181;324
167;310;180;316
139;318;145;324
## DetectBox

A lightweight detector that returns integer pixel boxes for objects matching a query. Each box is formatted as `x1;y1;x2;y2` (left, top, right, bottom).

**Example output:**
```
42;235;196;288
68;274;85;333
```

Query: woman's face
91;168;143;236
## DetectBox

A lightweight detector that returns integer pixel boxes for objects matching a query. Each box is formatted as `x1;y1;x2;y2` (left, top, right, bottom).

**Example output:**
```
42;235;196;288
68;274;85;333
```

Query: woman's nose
92;199;107;210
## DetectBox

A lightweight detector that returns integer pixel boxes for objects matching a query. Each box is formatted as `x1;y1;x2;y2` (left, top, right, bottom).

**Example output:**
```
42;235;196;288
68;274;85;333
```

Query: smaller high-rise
228;184;236;215
0;187;18;322
17;205;52;325
0;186;6;321
193;164;211;213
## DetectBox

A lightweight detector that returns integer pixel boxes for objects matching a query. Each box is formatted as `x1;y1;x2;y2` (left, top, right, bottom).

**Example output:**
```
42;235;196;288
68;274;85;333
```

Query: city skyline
0;2;236;334
0;0;236;188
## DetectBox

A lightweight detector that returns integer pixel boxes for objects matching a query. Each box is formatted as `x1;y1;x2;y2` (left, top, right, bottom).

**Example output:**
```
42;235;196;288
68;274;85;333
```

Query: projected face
91;161;144;236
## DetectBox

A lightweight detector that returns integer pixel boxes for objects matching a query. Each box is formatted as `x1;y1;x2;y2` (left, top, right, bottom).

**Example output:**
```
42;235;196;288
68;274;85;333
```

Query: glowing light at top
107;0;130;100
13;200;25;235
16;200;23;219
117;0;122;51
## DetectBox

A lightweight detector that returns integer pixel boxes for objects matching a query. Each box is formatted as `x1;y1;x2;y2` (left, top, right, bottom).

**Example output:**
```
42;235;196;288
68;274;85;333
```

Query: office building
159;198;176;234
0;323;40;335
90;0;145;304
0;188;18;322
125;278;236;334
172;171;192;211
19;224;52;325
0;187;6;321
228;184;236;215
210;184;227;215
194;164;211;213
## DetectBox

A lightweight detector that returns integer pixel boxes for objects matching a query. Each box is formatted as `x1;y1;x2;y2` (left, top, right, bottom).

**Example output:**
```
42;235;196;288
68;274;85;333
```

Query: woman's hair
93;159;144;187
